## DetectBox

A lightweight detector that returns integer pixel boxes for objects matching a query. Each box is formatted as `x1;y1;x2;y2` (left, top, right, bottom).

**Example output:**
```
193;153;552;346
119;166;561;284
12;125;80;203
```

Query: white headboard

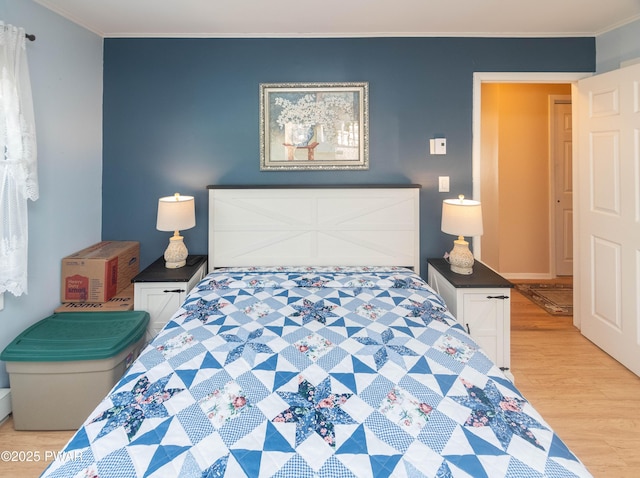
208;185;421;273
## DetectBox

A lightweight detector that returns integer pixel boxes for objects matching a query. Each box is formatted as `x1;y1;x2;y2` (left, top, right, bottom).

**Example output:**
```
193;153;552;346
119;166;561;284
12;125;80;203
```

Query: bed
40;186;591;478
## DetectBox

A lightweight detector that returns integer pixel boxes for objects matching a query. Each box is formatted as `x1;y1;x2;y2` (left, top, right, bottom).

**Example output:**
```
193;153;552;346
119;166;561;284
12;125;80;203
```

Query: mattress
40;266;591;477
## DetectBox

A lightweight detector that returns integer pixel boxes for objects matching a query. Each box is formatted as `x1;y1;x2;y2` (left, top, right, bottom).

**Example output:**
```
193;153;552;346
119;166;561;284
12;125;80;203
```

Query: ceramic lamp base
164;234;188;268
449;238;474;275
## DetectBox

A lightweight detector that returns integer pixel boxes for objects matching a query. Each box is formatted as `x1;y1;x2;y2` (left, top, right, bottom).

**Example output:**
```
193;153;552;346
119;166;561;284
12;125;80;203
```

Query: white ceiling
33;0;640;38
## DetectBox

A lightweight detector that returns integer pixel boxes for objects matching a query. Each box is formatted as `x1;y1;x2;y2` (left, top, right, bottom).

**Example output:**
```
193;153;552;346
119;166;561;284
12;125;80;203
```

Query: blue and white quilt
41;267;591;478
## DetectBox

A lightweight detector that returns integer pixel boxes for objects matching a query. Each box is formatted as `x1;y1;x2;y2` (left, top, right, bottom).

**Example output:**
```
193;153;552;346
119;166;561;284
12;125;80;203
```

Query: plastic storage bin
1;311;149;430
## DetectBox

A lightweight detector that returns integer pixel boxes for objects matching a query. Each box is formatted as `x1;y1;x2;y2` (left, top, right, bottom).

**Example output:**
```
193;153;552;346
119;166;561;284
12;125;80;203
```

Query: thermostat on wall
430;138;447;155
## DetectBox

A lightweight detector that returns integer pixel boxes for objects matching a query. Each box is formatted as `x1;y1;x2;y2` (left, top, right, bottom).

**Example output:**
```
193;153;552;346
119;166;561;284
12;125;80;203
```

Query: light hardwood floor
510;280;640;478
1;282;639;477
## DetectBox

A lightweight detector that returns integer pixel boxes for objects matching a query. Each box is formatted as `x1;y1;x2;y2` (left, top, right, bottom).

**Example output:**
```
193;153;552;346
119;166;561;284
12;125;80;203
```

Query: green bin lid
0;311;149;362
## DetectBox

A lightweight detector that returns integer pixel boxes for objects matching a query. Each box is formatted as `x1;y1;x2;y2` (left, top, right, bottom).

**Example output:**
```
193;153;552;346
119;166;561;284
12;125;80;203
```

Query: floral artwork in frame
260;82;369;171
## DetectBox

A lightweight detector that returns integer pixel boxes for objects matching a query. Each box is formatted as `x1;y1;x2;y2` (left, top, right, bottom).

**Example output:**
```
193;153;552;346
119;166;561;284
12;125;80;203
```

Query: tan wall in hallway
480;84;500;268
481;83;571;276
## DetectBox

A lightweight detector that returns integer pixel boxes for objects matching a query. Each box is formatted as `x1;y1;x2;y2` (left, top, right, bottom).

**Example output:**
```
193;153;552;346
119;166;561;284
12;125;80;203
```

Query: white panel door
577;63;640;376
553;101;573;276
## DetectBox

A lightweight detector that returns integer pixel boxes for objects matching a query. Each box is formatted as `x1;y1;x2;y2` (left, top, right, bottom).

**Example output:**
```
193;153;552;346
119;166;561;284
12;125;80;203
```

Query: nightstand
133;255;208;343
427;258;514;380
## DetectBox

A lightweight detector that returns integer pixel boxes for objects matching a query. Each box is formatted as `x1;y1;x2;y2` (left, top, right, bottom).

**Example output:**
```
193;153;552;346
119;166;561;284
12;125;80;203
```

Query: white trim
33;0;108;37
103;31;604;39
33;0;640;39
0;389;11;423
595;13;640;37
571;82;581;330
500;272;555;281
620;57;640;68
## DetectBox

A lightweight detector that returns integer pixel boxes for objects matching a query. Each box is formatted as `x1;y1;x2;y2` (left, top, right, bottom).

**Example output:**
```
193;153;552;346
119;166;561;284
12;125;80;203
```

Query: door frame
472;72;591;328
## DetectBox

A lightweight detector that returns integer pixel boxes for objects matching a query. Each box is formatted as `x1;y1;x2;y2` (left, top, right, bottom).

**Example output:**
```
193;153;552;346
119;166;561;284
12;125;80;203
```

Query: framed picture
260;82;369;171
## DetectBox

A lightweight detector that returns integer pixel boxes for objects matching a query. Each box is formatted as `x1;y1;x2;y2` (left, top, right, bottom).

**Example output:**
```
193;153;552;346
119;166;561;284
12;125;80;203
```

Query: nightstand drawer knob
487;295;509;300
164;289;186;293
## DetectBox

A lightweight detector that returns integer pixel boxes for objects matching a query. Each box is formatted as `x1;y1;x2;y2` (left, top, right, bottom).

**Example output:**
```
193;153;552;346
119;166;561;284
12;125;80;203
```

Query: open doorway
472;73;588;280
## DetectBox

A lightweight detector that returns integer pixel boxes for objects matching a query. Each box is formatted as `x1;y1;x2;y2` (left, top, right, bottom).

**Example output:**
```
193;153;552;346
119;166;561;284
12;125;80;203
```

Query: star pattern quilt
41;267;592;478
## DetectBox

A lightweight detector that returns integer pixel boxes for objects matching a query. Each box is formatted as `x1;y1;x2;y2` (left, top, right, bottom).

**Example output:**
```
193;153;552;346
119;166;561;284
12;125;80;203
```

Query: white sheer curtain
0;22;37;296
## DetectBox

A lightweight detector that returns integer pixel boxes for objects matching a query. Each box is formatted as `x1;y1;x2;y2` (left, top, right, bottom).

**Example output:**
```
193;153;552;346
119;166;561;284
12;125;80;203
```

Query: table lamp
441;195;483;275
156;193;196;268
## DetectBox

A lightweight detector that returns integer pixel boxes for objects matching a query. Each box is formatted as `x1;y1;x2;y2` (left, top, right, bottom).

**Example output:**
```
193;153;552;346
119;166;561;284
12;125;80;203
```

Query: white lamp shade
157;194;196;232
441;197;483;237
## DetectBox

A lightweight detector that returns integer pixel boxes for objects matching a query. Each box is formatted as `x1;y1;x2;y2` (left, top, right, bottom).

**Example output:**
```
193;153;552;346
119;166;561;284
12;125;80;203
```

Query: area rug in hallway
515;283;573;316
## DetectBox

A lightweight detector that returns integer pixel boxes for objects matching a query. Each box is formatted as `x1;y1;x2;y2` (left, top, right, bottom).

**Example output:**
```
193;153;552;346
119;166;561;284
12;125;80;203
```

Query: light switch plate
438;176;450;192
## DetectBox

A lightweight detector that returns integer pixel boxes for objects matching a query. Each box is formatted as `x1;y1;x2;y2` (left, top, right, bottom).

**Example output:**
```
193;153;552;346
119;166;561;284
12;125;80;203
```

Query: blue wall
597;18;640;73
102;37;595;271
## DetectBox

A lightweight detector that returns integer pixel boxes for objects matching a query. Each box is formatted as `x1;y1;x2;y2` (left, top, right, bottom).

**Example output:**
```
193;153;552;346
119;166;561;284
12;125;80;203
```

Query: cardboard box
55;285;134;313
61;241;140;303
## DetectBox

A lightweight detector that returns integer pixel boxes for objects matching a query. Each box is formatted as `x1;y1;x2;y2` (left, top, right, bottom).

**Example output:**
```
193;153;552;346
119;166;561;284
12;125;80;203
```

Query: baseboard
500;272;554;281
0;389;11;422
